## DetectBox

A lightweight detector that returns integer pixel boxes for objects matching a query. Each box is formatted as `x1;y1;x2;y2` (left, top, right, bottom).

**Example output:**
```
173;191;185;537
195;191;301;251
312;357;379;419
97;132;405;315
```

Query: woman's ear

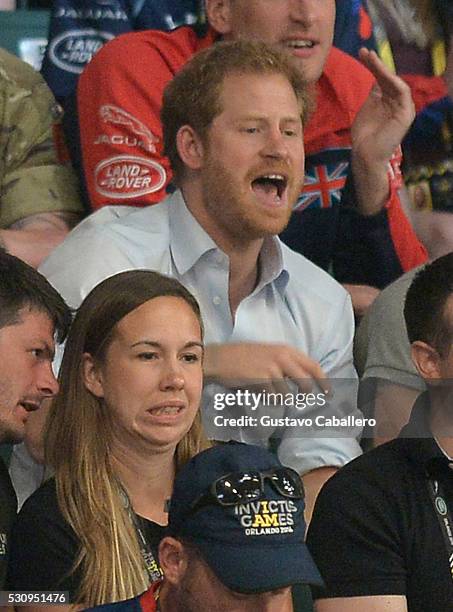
82;353;105;398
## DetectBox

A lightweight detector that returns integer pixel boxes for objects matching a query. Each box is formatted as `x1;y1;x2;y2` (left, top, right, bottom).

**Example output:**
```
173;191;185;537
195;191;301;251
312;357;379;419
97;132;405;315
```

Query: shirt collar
255;236;289;294
169;190;218;275
168;190;289;293
399;392;453;478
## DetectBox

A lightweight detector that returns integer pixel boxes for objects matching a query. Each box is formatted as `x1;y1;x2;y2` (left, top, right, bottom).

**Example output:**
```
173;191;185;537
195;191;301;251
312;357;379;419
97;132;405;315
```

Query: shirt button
213;296;221;305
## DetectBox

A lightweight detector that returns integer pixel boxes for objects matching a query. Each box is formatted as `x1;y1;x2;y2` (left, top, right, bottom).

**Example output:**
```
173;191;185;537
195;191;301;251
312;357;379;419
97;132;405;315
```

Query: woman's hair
45;270;208;605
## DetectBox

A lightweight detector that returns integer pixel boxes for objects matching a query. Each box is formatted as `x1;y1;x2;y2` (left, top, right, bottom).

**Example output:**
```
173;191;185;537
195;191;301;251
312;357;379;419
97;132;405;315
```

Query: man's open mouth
251;174;288;206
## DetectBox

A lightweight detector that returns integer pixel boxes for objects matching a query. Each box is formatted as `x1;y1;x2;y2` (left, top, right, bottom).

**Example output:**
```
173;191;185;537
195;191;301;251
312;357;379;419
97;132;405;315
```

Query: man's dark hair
0;248;71;342
404;253;453;356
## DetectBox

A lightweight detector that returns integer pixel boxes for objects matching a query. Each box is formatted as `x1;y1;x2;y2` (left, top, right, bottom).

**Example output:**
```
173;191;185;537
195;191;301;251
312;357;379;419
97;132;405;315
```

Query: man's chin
269;209;294;236
260;217;293;238
287;49;329;85
0;424;25;445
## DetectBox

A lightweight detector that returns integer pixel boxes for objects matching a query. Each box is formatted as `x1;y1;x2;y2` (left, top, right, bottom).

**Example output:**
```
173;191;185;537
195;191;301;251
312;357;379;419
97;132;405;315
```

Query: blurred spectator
352;0;453;445
362;0;453;257
0;0;15;9
354;207;453;450
40;0;203;210
308;253;453;612
41;0;204;103
0;47;82;267
354;265;424;446
354;226;453;447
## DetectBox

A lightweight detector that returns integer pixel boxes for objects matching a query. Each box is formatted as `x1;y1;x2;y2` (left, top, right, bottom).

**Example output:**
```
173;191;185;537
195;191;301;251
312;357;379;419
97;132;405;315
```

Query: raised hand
351;48;415;215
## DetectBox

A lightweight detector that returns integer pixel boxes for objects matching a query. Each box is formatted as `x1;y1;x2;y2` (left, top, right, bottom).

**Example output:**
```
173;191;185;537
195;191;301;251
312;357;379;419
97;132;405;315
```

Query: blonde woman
8;270;208;609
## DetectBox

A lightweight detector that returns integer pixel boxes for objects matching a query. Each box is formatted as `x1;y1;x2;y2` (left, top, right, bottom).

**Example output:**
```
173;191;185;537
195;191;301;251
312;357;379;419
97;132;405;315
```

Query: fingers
279;348;329;394
204;342;328;394
358;48;392;83
250;378;295;397
358;47;412;100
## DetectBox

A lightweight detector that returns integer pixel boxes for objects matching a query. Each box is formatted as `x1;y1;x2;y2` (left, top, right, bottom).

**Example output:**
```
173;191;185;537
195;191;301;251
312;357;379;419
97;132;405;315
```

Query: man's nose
289;0;317;26
261;129;290;160
37;362;59;398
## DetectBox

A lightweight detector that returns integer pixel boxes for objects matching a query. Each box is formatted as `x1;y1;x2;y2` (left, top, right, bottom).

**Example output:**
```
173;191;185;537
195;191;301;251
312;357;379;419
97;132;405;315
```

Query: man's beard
164;571;212;612
0;414;24;445
200;156;299;243
0;382;24;445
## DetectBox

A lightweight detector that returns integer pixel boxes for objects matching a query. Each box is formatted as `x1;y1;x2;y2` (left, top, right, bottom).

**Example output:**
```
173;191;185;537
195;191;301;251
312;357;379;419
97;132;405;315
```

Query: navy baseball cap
167;441;323;593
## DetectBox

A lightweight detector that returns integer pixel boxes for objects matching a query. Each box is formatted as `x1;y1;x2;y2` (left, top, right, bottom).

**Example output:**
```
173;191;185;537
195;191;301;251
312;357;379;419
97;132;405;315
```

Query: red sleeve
401;74;449;114
77;29;205;210
386;148;427;271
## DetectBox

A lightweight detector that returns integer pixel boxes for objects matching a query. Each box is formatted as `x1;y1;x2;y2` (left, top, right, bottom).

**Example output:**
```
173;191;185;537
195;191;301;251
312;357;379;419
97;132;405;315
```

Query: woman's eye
138;352;158;361
181;353;200;363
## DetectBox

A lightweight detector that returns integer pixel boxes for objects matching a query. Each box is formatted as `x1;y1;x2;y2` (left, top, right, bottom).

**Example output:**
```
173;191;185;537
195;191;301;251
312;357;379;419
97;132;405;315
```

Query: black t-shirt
7;478;165;601
307;396;453;612
0;457;17;589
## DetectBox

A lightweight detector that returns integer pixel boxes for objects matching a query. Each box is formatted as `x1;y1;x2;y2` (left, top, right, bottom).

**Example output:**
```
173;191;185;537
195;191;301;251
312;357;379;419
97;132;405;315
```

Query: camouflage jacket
0;48;83;228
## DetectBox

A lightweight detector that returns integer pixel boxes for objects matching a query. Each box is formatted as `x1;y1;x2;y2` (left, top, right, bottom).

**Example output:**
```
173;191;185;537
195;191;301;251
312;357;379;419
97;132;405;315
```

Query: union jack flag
294;161;349;211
